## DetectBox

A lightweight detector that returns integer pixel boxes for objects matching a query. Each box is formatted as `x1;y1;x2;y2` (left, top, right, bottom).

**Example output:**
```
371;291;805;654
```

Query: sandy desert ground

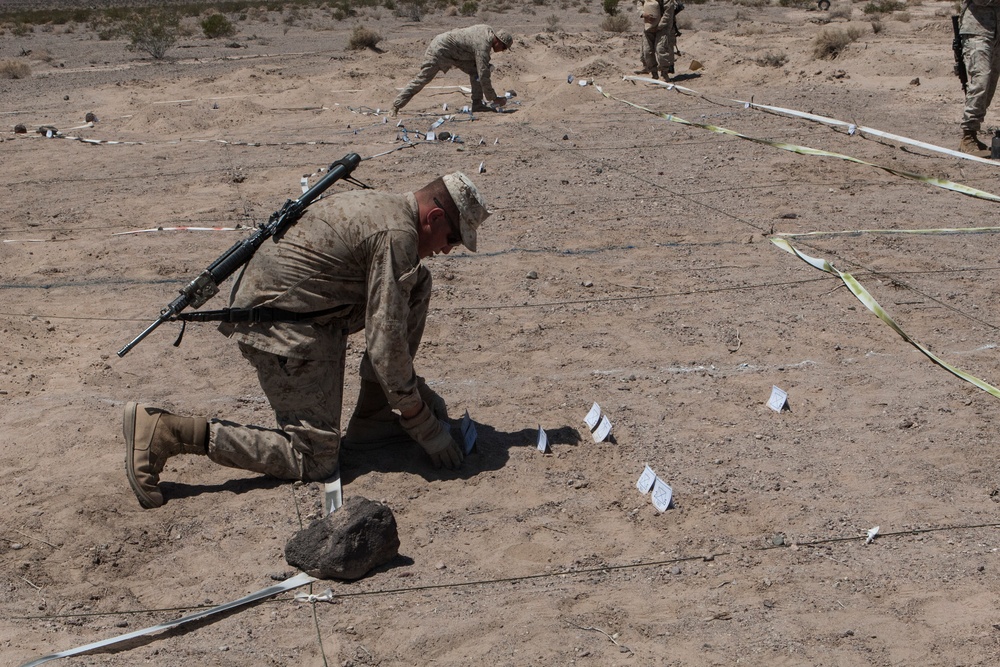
4;0;1000;665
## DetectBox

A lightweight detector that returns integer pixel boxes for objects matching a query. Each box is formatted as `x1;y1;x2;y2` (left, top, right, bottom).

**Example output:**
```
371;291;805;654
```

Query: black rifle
953;15;969;94
117;152;362;357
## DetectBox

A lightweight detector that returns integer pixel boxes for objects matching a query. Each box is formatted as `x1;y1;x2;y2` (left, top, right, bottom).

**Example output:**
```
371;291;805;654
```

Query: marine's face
417;203;461;258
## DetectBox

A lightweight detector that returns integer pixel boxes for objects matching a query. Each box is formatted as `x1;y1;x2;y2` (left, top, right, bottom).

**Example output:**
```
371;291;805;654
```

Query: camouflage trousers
962;32;1000;132
641;23;676;76
394;58;483;110
209;266;432;481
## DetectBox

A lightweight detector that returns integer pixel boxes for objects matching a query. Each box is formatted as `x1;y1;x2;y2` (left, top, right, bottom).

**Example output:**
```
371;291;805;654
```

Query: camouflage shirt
218;190;424;412
426;24;502;101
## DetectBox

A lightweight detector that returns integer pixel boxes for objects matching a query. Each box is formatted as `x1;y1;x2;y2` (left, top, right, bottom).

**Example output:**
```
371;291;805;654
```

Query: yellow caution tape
594;86;1000;203
770;237;1000;399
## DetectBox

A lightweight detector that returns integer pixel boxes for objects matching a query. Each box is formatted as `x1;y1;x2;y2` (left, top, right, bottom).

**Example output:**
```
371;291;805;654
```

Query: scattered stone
284;496;400;580
63;95;69;101
763;599;775;609
670;565;682;575
37;125;58;136
582;280;593;288
14;124;27;134
114;620;128;628
898;418;914;429
269;570;293;581
11;543;23;550
909;77;920;86
526;270;538;279
841;629;855;638
771;534;786;547
436;561;446;570
779;212;798;219
562;134;569;140
85;112;97;123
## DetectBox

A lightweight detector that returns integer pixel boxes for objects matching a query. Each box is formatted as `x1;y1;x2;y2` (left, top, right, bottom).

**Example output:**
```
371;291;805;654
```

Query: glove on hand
400;403;464;469
417;377;449;421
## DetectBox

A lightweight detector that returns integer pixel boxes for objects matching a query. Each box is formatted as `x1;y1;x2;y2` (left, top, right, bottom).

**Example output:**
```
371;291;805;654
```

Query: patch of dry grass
813;25;864;59
0;59;31;79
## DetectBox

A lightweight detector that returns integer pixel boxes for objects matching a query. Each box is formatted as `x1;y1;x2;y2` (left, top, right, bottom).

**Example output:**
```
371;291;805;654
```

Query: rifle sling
175;306;344;324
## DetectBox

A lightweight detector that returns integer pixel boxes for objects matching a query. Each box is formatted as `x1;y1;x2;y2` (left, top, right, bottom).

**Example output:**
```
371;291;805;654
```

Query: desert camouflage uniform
211;190;431;481
961;0;1000;133
642;0;677;78
394;24;503;110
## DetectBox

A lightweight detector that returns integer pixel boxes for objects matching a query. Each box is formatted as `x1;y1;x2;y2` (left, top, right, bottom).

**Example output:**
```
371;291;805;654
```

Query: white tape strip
622;74;998;166
17;572;317;667
111;226;241;236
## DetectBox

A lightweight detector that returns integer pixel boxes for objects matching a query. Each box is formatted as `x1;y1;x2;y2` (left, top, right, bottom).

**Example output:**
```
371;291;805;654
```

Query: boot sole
123;402;160;509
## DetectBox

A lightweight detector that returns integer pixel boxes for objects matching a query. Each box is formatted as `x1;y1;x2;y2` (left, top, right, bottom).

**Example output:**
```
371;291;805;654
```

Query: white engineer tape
595;86;1000;203
621;75;999;166
771;237;1000;399
16;572;318;667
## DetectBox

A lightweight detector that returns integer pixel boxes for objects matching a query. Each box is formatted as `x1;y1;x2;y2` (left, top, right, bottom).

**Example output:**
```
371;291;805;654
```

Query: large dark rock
285;496;400;581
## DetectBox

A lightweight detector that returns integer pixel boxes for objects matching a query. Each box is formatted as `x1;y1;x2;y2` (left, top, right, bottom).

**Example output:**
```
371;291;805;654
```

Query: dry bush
830;3;852;19
676;13;692;28
733;24;767;35
754;50;787;67
812;25;862;58
31;48;53;62
0;59;31;79
863;0;904;13
601;12;630;31
121;10;179;59
348;24;381;49
734;0;769;7
460;0;479;15
394;1;423;20
894;10;910;21
546;13;561;30
870;18;883;32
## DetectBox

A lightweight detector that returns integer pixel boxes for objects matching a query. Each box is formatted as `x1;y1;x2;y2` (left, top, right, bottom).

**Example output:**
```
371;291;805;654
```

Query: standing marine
957;0;1000;156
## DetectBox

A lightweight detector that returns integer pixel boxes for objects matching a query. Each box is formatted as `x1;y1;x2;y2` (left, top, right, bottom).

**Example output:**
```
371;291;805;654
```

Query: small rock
670;565;682;575
898;418;914;429
841;629;855;638
979;565;986;572
436;561;447;570
269;571;293;581
219;645;229;652
14;124;27;134
115;620;128;628
909;77;920;86
582;280;593;288
779;212;798;219
526;270;538;279
85;112;98;123
285;496;399;580
37;125;58;136
763;599;775;609
771;534;785;547
63;95;69;101
11;543;23;550
562;134;569;140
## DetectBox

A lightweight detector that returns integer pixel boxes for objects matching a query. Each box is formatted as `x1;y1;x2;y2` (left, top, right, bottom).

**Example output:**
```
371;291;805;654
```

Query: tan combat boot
343;380;411;451
124;402;208;509
959;130;990;158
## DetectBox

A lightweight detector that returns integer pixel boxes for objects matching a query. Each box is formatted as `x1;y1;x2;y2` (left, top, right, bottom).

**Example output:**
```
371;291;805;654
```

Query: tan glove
417;377;449;421
400;403;464;469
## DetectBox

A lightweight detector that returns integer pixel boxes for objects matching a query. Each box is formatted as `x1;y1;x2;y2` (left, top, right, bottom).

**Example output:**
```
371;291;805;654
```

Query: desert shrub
11;22;31;36
121;10;179;59
31;48;53;62
734;0;768;7
460;0;479;14
870;18;883;32
546;13;561;30
601;12;630;30
863;0;903;13
894;10;910;21
348;24;381;49
394;0;423;17
676;13;692;28
578;4;591;11
829;3;852;19
812;25;862;58
603;0;620;15
777;0;811;6
201;13;236;38
0;59;31;79
754;50;787;67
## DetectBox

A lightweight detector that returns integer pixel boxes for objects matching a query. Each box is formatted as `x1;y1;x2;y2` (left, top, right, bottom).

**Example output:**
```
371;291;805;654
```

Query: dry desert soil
5;0;1000;665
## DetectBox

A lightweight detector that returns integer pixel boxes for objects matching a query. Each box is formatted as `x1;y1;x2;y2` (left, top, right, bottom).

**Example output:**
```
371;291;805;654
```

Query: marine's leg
393;57;442;111
209;340;346;481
